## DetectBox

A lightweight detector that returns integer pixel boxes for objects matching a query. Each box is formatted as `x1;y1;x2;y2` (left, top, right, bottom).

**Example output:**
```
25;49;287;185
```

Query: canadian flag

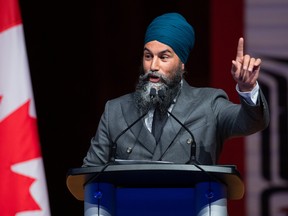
0;0;51;215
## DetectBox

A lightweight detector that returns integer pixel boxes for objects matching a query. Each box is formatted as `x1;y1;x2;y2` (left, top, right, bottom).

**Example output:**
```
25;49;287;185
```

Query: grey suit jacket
83;80;269;166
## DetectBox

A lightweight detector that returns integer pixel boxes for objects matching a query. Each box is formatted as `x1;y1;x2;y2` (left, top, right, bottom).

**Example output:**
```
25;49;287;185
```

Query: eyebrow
143;47;173;55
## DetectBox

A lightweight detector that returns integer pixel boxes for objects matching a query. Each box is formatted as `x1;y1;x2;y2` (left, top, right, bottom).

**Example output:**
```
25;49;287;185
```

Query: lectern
66;162;244;216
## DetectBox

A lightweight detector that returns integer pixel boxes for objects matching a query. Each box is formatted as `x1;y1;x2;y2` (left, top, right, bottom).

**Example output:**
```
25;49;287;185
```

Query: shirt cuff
236;82;259;105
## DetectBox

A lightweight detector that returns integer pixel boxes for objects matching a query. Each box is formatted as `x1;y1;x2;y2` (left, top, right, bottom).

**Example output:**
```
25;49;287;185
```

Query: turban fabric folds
144;12;195;64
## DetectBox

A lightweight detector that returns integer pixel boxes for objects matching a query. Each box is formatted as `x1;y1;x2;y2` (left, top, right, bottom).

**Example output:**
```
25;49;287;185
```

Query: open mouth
148;74;161;83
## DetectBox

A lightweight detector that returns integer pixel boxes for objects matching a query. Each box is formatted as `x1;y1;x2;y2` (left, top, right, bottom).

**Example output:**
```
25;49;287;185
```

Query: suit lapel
120;96;156;154
152;80;197;160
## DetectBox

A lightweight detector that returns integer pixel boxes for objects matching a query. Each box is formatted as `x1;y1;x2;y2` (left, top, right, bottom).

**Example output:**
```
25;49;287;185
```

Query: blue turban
144;12;195;64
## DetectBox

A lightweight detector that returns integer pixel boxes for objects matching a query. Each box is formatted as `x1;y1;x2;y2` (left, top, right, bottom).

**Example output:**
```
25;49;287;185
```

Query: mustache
139;71;169;85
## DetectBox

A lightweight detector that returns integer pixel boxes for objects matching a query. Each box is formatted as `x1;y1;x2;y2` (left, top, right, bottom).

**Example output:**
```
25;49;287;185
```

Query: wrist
238;83;256;92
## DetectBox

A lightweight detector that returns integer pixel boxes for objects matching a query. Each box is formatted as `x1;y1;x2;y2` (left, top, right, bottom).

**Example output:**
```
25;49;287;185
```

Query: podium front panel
84;182;228;216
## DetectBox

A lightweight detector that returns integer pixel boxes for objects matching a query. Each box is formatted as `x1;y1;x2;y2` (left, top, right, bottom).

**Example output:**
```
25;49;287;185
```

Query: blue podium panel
84;182;228;216
85;183;116;216
116;187;195;216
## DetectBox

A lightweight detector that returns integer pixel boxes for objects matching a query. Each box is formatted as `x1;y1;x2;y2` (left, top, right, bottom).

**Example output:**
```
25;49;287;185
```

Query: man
82;12;269;166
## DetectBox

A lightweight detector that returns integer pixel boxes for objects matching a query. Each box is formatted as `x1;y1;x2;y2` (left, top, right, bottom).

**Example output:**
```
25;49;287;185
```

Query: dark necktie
152;107;168;142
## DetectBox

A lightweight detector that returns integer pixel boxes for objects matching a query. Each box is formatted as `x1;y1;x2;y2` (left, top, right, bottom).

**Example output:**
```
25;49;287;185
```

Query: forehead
144;40;175;54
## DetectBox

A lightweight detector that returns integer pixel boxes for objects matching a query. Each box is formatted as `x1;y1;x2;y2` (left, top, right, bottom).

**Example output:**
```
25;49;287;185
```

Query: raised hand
231;37;261;92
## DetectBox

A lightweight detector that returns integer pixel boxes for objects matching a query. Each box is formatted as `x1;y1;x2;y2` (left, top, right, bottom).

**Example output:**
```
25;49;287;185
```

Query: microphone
109;89;156;162
157;89;199;164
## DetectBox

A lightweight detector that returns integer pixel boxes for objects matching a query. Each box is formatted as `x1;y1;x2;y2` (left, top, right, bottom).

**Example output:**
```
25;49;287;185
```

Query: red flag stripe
0;0;22;33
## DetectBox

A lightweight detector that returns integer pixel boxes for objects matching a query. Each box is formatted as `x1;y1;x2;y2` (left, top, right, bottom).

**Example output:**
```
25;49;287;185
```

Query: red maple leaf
0;100;42;215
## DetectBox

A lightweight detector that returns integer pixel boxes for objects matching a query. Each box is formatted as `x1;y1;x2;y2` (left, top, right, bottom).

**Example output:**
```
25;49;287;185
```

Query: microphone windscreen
150;88;157;98
158;89;165;99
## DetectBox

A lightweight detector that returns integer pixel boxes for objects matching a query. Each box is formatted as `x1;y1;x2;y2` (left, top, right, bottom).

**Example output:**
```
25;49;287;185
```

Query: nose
150;57;160;71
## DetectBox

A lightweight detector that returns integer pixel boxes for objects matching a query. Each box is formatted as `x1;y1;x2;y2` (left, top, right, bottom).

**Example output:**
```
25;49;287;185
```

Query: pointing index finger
236;37;244;62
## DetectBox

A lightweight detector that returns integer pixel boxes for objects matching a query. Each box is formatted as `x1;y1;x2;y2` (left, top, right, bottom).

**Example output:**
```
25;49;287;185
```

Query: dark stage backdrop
19;1;210;215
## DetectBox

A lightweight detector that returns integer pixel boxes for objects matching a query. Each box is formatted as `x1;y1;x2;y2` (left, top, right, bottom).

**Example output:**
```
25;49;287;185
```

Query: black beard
134;66;183;115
